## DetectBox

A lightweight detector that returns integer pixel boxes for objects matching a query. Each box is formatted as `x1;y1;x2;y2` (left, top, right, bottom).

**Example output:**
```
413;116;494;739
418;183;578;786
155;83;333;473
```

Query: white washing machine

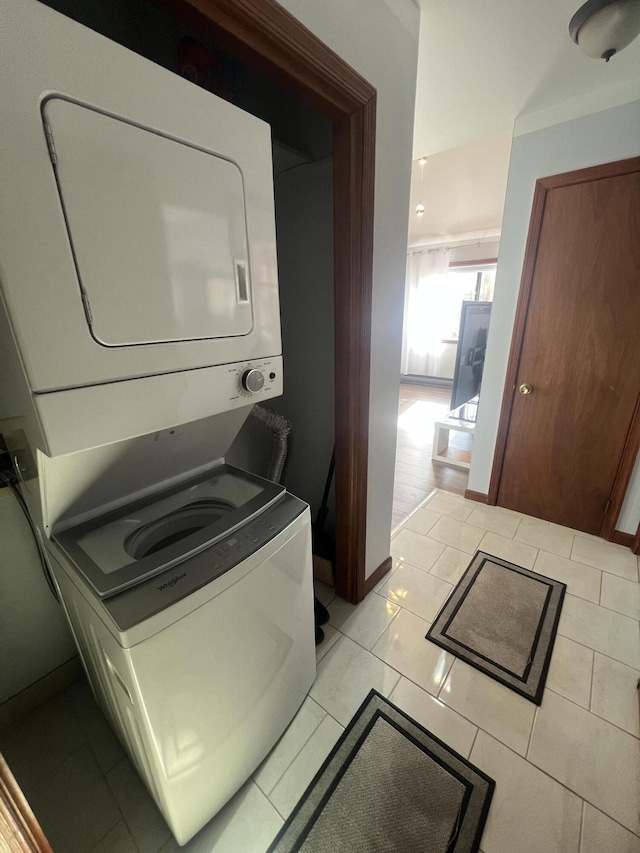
48;463;316;845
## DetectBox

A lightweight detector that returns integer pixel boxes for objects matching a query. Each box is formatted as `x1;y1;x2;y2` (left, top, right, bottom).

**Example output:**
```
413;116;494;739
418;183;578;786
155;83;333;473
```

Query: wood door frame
153;0;377;601
488;157;640;541
0;754;52;853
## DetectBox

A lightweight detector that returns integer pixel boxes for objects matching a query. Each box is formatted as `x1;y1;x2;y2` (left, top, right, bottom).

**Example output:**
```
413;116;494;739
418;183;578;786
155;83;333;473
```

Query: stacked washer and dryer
0;2;316;845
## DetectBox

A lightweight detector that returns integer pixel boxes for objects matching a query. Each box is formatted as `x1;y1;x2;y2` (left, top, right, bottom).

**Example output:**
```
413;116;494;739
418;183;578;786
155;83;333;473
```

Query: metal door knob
519;383;533;395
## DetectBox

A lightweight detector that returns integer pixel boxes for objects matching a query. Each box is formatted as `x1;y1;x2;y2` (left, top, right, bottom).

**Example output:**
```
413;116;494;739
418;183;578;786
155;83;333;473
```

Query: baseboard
611;530;635;548
364;556;393;595
400;375;453;389
464;489;489;504
0;656;83;732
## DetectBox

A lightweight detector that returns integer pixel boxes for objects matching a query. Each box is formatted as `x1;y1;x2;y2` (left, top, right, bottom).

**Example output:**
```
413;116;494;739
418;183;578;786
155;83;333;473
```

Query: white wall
0;490;76;703
279;0;420;578
469;98;640;535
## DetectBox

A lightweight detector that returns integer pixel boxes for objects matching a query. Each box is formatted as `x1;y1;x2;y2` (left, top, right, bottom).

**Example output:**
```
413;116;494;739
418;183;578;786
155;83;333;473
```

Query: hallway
392;382;470;528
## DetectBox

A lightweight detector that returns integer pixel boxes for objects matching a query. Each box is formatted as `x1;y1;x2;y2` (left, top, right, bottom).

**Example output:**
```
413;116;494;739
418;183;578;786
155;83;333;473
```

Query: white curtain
400;247;450;376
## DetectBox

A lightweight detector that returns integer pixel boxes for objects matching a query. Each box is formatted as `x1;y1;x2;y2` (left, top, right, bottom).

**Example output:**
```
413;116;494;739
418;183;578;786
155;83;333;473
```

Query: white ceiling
413;0;640;156
408;130;512;246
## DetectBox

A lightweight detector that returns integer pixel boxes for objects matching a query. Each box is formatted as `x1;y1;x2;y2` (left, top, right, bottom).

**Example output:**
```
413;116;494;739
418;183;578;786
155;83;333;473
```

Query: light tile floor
2;489;640;852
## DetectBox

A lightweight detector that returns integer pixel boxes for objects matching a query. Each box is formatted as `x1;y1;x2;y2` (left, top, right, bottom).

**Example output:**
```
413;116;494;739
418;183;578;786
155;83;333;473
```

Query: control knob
241;368;265;394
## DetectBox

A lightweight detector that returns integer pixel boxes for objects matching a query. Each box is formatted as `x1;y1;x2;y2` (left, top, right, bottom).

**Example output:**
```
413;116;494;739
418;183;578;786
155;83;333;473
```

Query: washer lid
44;97;253;347
53;464;283;597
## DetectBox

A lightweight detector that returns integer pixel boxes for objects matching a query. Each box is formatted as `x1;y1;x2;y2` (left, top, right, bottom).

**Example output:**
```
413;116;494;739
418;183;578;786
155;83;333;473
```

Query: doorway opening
392;137;510;528
393;252;498;528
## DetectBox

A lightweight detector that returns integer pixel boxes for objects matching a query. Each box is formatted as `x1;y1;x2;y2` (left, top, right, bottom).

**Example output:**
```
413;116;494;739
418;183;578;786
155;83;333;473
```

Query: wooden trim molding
333;100;376;602
487;180;547;506
538;157;640;190
364;556;392;596
0;754;52;853
601;390;640;540
488;158;640;537
149;0;376;603
464;489;489;504
151;0;375;117
633;523;640;556
611;530;635;549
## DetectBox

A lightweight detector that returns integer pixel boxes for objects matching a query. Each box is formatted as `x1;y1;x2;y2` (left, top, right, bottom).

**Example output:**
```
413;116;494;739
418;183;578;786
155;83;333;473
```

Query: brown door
496;160;640;535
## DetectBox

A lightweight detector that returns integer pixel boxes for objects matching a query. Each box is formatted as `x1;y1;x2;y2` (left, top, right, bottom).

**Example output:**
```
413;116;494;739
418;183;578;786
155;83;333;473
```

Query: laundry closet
0;0;335;844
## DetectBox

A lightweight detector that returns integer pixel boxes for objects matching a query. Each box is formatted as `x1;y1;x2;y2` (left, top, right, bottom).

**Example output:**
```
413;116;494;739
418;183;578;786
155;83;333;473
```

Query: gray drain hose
249;404;292;485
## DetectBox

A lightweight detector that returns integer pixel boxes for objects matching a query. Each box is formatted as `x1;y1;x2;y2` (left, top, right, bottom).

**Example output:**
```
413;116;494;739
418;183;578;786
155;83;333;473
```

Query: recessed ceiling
408;130;512;245
413;0;640;156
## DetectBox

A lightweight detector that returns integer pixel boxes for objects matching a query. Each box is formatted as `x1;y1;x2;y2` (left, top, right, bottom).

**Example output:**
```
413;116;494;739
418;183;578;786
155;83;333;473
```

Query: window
444;265;496;340
401;250;497;379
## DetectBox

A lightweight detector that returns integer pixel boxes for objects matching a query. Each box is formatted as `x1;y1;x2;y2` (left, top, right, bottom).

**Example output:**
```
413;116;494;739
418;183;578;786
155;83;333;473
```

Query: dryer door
0;1;281;397
44;97;253;347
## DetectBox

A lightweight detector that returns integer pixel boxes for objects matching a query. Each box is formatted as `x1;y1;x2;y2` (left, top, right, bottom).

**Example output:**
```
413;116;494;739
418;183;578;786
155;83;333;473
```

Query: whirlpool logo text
158;572;187;591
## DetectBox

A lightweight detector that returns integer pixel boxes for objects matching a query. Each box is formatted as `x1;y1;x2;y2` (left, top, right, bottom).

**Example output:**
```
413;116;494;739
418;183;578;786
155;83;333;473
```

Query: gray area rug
268;690;494;853
426;550;566;704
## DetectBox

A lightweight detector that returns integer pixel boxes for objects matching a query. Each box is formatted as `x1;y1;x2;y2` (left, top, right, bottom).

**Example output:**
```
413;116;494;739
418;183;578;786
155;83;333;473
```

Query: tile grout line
555;631;640;673
578;796;640;842
592;593;640;622
583;598;640;620
254;706;327;799
479;719;640;838
86;818;129;853
546;684;639;741
598;569;603;606
525;705;538;759
266;715;347;819
578;799;585;853
467;726;480;758
556;627;639;671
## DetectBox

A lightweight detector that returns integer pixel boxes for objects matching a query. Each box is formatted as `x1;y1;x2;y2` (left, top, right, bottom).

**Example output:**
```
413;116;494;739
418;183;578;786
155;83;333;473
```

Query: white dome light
570;0;640;61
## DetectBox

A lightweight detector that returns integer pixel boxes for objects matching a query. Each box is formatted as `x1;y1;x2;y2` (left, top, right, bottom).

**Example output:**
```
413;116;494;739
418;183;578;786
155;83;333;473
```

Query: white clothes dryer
47;464;316;845
0;1;283;459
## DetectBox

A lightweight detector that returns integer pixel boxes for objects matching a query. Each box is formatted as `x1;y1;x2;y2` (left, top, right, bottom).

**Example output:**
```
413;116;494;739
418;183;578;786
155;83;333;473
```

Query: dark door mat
426;550;566;704
268;690;494;853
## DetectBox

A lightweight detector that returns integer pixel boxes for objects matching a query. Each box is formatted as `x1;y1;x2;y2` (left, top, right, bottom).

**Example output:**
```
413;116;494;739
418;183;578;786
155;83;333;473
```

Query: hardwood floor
392;382;470;528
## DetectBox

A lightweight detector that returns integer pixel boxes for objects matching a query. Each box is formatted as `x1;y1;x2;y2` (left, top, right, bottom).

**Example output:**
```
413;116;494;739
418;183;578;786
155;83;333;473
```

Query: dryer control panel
35;355;283;457
231;361;277;400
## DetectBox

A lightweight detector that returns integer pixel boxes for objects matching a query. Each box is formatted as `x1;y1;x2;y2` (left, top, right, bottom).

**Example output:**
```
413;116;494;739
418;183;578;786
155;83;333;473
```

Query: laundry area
3;1;640;852
0;0;333;848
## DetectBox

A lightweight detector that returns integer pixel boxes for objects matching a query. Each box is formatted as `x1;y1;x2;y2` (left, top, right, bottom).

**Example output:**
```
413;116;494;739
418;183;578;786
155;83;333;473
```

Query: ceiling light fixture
415;156;427;217
569;0;640;61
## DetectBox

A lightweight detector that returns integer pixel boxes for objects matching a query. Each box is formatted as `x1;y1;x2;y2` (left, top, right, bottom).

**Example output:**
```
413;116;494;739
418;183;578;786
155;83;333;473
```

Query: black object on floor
268;690;494;853
312;449;335;571
314;597;329;626
426;550;566;704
